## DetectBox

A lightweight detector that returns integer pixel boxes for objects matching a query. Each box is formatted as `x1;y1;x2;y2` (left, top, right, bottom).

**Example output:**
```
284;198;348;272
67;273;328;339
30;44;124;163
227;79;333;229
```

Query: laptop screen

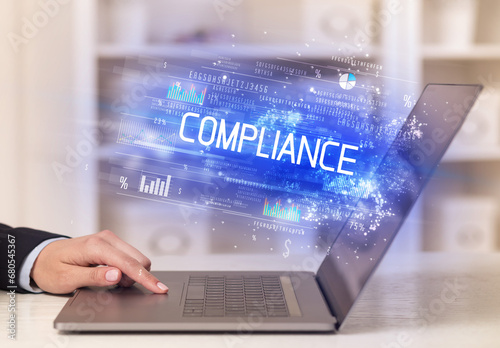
316;84;482;326
103;48;417;258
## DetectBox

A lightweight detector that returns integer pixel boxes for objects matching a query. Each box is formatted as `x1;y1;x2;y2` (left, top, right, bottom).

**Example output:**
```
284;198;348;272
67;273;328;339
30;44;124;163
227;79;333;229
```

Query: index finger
95;230;153;287
96;230;152;270
89;241;168;294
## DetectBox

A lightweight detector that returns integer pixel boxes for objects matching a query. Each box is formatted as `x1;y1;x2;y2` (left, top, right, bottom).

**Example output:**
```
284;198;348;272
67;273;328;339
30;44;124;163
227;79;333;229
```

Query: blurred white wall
0;1;21;226
0;0;97;236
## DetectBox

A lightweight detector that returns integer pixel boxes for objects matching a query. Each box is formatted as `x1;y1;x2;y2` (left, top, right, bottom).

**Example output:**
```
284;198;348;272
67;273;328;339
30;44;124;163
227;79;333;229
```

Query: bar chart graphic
139;173;172;197
167;82;206;105
262;198;301;223
117;120;176;153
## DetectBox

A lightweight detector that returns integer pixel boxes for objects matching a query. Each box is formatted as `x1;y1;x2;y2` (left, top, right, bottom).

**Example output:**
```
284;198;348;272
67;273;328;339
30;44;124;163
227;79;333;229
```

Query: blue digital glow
105;49;416;255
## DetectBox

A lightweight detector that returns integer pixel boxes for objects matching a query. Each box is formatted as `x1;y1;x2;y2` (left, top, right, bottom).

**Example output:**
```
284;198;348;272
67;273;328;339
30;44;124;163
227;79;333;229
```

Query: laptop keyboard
183;275;290;317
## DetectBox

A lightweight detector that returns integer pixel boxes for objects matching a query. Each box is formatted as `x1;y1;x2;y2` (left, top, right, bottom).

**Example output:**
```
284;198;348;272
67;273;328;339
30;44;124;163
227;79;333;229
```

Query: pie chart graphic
339;73;356;90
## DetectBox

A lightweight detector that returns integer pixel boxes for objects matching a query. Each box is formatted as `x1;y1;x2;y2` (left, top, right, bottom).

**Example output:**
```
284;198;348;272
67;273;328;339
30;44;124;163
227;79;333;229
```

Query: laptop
54;82;481;332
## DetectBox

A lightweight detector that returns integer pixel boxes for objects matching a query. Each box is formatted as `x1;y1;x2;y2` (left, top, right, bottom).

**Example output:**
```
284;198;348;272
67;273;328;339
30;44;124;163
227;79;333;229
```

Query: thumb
71;266;123;289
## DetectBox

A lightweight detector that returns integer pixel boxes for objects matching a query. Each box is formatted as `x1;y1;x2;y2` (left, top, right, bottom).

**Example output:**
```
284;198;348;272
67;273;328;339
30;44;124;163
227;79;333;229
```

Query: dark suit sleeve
0;223;68;293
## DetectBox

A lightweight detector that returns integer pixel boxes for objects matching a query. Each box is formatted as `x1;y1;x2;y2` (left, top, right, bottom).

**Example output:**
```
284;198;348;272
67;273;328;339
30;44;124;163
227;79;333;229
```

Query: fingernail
157;281;169;292
106;269;119;282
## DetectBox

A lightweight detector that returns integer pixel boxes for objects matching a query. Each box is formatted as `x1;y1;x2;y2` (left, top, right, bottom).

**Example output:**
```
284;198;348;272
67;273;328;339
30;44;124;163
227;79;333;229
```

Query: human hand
30;230;168;294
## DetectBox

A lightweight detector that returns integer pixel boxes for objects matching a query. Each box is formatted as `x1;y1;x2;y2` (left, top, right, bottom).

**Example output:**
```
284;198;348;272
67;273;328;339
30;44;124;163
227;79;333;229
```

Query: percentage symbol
404;94;413;108
119;176;128;190
315;69;322;78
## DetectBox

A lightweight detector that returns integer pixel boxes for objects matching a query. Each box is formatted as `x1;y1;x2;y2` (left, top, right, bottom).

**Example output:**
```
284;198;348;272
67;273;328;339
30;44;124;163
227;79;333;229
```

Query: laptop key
186;285;205;300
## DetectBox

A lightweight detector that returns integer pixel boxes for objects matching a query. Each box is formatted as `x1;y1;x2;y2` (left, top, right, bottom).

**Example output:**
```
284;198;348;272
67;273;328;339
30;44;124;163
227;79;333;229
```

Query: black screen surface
316;84;482;327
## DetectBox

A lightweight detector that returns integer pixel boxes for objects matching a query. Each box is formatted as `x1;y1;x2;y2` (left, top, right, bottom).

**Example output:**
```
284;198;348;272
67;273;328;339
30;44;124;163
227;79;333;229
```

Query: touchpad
69;282;185;323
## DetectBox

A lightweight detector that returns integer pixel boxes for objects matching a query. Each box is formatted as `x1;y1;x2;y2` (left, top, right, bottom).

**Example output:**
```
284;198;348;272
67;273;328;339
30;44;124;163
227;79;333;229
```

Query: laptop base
54;271;337;333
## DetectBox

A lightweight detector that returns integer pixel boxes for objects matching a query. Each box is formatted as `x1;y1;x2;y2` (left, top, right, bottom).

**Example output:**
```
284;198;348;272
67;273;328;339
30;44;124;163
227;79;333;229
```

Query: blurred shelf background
93;0;500;257
420;0;500;253
2;0;499;263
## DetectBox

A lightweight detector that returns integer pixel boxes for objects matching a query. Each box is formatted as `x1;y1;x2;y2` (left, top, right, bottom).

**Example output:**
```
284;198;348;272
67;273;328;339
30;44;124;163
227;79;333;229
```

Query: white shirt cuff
19;237;68;293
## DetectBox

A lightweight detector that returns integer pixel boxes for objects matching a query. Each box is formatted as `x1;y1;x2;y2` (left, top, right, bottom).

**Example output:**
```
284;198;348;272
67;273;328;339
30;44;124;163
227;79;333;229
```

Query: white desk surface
2;252;500;348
